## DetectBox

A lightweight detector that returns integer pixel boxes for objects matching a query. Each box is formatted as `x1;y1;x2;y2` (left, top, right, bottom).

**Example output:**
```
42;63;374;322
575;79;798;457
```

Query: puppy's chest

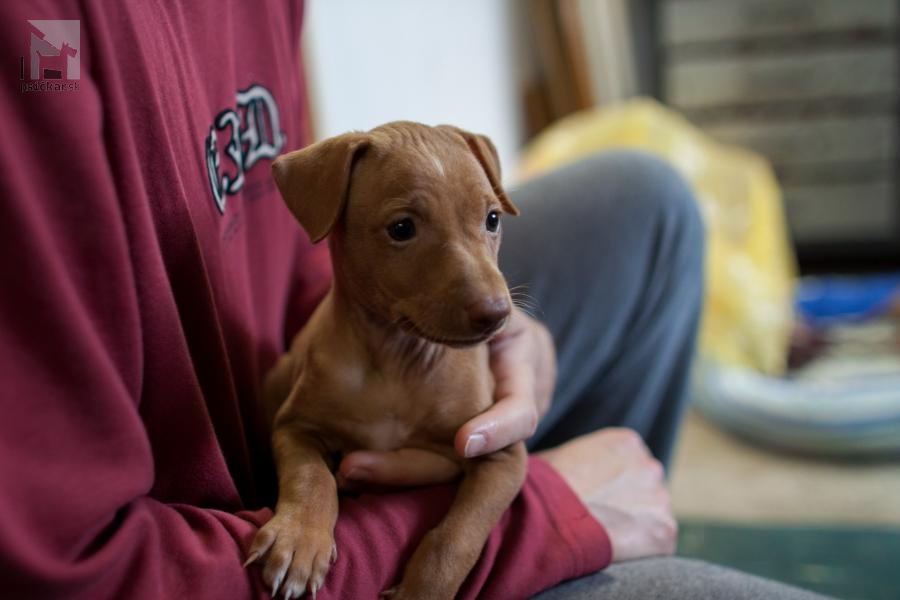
318;349;493;453
359;415;417;451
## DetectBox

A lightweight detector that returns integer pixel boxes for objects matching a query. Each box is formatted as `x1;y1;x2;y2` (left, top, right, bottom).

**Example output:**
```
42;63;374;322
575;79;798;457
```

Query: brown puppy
246;122;527;599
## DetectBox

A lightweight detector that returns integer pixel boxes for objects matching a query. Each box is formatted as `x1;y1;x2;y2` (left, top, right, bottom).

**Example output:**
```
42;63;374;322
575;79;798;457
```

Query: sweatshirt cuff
529;456;613;577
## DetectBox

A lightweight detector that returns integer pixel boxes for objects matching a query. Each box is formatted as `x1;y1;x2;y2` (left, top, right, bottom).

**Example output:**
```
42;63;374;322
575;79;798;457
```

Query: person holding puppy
0;1;824;599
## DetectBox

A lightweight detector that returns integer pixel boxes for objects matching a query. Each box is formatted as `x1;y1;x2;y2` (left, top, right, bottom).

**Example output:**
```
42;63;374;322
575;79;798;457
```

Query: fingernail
464;433;487;457
345;467;372;481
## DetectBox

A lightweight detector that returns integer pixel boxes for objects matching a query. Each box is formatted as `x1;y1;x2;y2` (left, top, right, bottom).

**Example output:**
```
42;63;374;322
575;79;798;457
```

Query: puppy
246;122;527;599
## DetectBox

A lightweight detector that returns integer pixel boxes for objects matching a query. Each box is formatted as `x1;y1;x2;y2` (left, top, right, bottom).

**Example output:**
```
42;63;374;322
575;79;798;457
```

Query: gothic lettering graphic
205;84;286;213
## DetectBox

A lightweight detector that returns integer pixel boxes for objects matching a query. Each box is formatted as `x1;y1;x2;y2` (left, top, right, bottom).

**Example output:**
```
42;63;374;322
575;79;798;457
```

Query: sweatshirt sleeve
316;457;612;600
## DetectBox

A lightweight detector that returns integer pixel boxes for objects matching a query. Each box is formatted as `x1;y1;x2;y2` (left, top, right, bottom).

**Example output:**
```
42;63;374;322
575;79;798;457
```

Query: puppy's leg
262;354;299;429
386;441;528;600
247;422;338;599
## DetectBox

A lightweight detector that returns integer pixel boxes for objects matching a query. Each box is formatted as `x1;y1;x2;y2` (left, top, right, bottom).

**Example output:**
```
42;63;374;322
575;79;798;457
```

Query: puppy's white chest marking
364;417;413;451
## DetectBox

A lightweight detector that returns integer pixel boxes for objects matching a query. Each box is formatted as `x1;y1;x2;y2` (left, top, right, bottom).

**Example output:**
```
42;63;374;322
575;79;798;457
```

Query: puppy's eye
486;210;500;233
387;218;416;242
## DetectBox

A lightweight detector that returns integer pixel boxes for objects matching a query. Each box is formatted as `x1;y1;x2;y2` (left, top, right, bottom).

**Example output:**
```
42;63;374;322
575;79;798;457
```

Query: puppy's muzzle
466;296;511;336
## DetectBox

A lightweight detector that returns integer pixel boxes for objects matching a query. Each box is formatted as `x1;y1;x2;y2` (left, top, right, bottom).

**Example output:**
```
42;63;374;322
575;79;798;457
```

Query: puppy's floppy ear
271;132;370;242
440;126;520;216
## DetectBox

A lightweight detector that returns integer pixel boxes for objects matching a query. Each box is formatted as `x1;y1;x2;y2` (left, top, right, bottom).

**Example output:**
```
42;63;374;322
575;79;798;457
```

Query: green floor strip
677;522;900;600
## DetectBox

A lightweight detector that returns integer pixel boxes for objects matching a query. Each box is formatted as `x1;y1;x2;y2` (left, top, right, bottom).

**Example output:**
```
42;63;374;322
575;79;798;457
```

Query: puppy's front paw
383;528;469;600
245;511;335;599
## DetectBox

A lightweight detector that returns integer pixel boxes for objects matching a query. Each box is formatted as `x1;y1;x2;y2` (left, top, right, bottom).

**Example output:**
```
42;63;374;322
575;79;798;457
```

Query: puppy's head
273;121;519;345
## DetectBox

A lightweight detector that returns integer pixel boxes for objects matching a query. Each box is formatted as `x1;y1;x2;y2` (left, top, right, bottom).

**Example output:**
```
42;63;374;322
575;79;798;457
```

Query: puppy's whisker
509;289;543;317
509;291;538;302
510;296;538;307
511;296;544;319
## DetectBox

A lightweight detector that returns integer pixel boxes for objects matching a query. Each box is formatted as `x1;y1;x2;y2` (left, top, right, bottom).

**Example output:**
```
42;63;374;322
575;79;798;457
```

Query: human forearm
321;456;611;600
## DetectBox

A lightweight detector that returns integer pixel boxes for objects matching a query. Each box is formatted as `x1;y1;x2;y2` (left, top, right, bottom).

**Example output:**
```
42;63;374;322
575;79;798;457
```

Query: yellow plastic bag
519;99;796;374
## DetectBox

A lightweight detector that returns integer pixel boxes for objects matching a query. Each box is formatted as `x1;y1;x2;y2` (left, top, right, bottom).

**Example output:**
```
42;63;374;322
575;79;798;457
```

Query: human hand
539;428;678;562
337;307;556;487
455;307;556;457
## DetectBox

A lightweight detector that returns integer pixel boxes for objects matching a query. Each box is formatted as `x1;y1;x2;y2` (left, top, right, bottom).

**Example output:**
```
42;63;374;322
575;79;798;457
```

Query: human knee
625;153;703;290
600;151;706;331
614;151;702;249
565;150;702;238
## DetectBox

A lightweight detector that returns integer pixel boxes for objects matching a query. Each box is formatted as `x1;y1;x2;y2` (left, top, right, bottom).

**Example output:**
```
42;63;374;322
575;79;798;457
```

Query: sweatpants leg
501;150;704;466
531;557;833;600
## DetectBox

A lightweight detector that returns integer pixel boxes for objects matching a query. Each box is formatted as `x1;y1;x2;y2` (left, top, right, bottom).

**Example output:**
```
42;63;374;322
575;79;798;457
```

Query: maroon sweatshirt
0;1;611;598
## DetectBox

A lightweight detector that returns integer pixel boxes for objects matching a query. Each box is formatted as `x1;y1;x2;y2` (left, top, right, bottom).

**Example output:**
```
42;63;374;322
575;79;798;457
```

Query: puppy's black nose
467;296;511;333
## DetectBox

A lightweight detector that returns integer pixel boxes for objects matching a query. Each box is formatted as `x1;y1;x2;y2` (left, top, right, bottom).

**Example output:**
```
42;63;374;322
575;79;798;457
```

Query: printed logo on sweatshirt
19;20;81;93
205;84;286;214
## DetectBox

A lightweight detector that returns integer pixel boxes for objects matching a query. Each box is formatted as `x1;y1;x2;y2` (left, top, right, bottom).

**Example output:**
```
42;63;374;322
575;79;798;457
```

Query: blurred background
303;1;900;598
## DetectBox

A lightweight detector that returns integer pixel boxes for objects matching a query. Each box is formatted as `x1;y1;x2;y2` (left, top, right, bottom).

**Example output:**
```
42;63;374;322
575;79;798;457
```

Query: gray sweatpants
502;150;703;466
501;152;828;600
534;557;829;600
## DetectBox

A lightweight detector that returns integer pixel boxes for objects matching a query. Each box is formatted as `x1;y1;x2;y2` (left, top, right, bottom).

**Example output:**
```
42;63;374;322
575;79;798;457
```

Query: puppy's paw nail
330;542;338;564
310;582;319;600
380;586;398;598
242;551;260;568
271;572;285;597
283;583;303;600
